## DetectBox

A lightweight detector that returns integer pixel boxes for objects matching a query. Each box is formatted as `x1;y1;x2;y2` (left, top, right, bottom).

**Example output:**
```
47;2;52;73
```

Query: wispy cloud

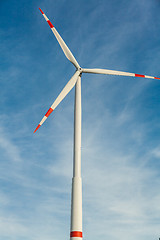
0;126;22;162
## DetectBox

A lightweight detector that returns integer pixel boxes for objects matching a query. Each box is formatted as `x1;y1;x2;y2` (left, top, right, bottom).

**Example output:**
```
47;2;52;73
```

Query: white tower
70;76;83;239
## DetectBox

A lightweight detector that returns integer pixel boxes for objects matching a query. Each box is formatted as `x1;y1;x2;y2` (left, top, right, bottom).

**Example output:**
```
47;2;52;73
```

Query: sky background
1;0;160;240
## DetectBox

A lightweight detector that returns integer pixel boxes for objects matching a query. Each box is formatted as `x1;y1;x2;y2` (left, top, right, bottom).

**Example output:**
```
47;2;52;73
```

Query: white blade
82;68;160;80
39;8;80;69
34;71;80;133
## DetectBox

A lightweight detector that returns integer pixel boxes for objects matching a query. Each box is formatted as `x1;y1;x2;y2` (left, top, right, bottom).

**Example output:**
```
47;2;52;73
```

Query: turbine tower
34;8;160;240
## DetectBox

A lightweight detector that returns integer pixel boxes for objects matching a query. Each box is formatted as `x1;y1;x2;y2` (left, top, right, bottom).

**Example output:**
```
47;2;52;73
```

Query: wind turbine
35;8;160;240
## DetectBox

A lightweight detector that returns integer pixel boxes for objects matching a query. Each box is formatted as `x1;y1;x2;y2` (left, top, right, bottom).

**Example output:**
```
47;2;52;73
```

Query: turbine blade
82;68;160;80
34;71;80;133
39;8;80;69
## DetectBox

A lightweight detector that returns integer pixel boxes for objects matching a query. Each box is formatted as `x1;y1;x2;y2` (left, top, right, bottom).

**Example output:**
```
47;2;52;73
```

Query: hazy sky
1;0;160;240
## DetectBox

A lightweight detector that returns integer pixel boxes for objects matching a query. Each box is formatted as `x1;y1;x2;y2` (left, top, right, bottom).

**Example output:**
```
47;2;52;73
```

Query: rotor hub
78;67;83;74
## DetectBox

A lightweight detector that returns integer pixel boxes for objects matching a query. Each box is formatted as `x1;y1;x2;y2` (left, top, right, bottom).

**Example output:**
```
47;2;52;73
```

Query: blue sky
1;0;160;239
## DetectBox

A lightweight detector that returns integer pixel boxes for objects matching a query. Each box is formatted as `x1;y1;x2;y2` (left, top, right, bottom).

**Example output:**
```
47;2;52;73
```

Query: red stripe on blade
154;77;160;80
47;20;54;28
34;124;41;133
45;108;53;118
70;231;83;238
135;74;145;78
39;8;44;14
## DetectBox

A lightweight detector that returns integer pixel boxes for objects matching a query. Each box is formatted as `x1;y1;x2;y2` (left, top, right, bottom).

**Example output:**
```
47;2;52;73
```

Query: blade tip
39;8;44;14
34;124;41;133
